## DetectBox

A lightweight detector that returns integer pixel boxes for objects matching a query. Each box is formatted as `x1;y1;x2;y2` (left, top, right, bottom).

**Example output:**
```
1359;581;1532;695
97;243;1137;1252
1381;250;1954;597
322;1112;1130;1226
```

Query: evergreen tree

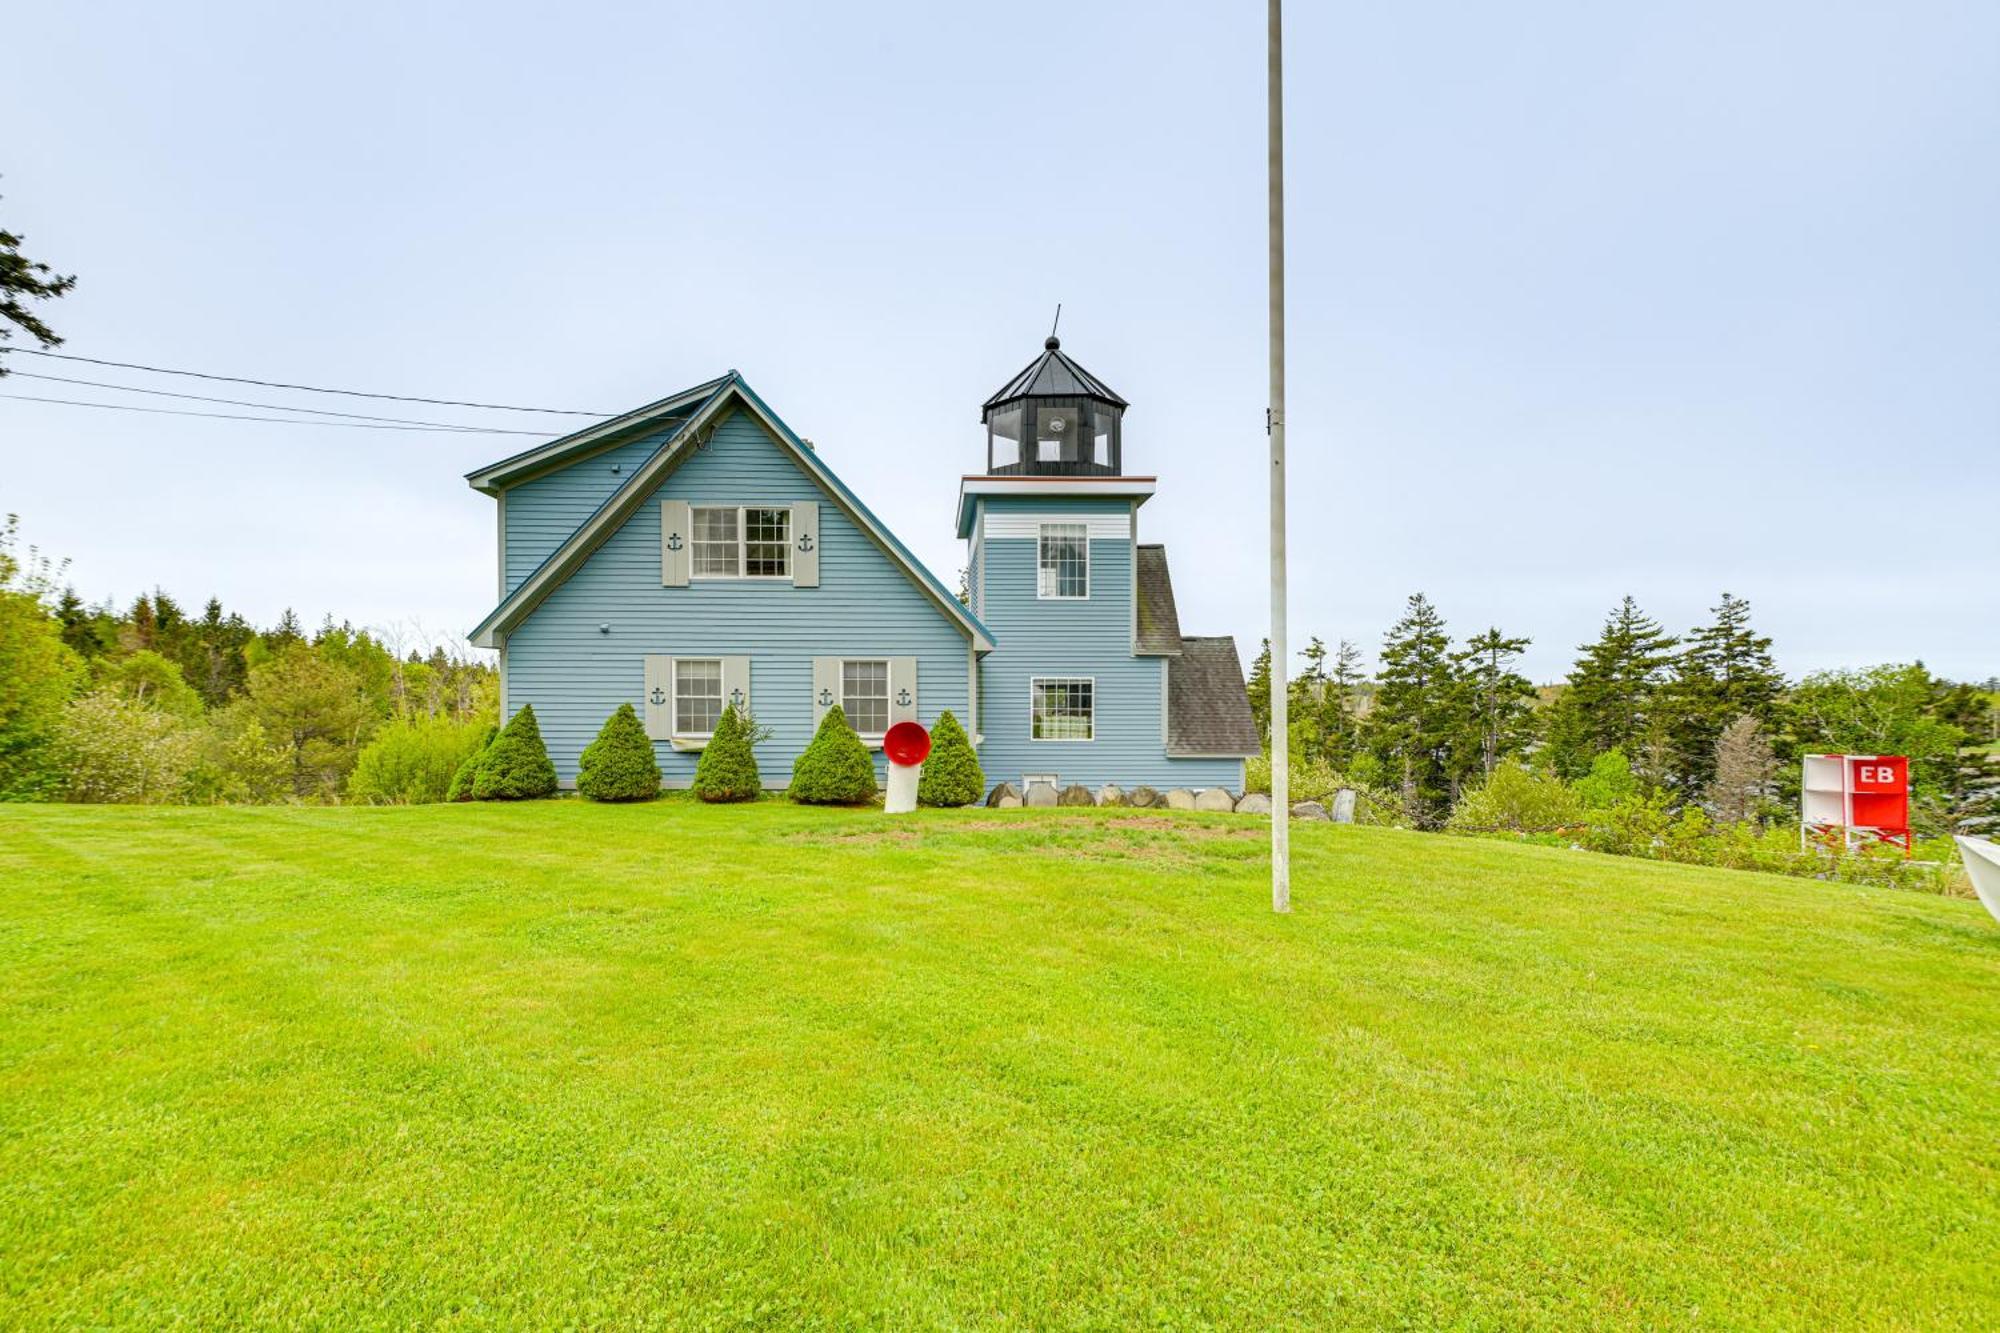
1326;638;1367;769
788;704;878;804
1246;639;1273;744
1663;593;1784;794
917;709;984;807
1454;627;1536;779
0;194;76;365
1365;593;1462;825
472;703;558;800
1543;596;1678;778
690;705;760;802
579;702;664;801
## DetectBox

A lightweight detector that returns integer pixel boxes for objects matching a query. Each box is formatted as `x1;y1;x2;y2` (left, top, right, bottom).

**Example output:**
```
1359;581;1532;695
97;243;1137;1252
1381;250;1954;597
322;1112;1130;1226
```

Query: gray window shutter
812;656;838;729
791;500;819;588
643;655;673;740
722;655;751;722
660;500;690;587
890;656;918;725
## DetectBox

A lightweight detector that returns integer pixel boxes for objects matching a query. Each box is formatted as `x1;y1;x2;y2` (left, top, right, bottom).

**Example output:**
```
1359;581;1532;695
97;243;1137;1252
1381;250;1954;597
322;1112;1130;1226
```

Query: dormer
981;336;1129;476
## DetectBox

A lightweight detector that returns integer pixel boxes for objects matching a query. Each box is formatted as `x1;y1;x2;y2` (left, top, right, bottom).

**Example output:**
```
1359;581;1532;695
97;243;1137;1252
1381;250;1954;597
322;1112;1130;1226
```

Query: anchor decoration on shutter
791;501;819;587
889;658;918;725
642;655;673;739
660;500;691;587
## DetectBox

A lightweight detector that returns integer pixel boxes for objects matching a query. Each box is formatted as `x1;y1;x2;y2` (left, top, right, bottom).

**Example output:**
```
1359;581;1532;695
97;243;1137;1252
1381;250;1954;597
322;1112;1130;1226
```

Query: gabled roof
1134;544;1182;656
467;373;994;652
981;337;1128;413
1167;637;1261;758
463;374;732;494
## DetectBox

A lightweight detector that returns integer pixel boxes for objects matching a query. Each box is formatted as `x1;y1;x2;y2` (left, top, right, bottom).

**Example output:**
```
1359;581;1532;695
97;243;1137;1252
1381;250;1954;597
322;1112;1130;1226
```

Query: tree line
1;515;495;804
1249;591;1999;838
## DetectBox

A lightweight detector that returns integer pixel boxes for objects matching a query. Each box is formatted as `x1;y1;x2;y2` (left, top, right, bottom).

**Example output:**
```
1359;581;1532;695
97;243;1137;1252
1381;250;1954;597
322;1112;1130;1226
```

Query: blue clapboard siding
503;434;666;595
502;411;972;786
972;495;1243;792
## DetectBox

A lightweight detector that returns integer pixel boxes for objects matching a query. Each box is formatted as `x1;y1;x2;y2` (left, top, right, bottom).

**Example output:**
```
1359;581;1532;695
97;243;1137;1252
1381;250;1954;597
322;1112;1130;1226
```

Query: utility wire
2;347;608;416
9;371;536;432
0;391;552;435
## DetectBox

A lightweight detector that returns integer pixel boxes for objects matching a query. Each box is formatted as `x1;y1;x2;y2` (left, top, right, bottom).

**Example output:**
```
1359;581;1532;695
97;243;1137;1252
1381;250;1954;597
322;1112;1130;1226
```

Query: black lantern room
980;336;1129;475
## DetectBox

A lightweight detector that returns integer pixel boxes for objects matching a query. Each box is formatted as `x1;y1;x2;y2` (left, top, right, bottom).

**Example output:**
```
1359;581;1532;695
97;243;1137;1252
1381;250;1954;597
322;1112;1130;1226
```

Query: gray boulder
986;781;1020;808
1058;783;1096;807
1128;786;1161;809
1234;792;1272;815
1097;784;1128;807
1330;789;1357;824
1291;800;1330;821
1024;781;1060;808
1164;788;1197;810
1194;787;1236;812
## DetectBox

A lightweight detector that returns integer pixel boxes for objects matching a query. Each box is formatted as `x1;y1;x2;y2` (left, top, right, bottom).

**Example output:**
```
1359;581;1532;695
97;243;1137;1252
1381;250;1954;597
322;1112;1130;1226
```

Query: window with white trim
1031;677;1094;740
1037;522;1088;599
690;506;791;579
674;659;723;736
841;659;890;735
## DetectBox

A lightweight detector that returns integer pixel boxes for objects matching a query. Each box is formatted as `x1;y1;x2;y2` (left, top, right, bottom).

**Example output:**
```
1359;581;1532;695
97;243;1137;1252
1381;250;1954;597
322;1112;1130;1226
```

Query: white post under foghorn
882;721;931;815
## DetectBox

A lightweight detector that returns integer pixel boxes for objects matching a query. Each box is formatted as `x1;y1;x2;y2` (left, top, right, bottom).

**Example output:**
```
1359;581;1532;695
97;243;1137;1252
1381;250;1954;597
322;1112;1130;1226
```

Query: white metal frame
1036;522;1090;600
688;503;793;581
1029;675;1096;742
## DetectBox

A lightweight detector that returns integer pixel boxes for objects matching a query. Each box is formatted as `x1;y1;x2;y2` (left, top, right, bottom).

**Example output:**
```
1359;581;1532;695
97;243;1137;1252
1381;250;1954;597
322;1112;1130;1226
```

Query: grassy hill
2;802;1995;1328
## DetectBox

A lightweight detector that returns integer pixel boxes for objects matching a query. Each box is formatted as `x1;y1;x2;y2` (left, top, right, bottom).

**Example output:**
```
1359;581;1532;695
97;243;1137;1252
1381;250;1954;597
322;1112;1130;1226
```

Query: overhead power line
9;371;537;432
0;391;552;435
3;347;608;416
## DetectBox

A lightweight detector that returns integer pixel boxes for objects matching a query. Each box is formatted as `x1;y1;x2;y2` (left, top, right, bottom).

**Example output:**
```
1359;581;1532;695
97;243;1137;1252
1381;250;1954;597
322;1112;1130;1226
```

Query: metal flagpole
1267;0;1290;913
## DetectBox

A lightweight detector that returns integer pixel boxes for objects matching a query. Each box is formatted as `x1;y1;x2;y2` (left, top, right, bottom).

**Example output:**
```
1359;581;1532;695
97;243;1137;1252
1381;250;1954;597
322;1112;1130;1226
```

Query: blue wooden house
466;340;1258;793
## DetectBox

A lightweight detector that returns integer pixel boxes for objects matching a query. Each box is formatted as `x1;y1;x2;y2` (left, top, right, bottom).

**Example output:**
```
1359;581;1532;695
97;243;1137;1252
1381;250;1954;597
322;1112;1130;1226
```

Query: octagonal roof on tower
981;336;1128;419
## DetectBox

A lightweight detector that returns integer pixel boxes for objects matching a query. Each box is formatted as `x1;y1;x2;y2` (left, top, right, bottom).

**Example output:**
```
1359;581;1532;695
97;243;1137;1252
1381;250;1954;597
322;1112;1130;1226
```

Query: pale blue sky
4;1;1995;681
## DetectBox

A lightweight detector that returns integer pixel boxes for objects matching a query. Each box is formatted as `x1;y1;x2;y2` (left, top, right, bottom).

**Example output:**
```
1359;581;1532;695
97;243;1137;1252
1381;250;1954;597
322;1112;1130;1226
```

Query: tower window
1037;522;1089;599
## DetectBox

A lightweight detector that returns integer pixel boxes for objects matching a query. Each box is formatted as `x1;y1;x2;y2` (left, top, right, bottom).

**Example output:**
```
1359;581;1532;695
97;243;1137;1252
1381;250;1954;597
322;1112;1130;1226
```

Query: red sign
1848;756;1906;794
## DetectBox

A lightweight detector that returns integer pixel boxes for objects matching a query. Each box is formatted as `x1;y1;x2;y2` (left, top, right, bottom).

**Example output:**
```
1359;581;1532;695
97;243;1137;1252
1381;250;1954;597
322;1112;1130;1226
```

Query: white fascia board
955;475;1156;537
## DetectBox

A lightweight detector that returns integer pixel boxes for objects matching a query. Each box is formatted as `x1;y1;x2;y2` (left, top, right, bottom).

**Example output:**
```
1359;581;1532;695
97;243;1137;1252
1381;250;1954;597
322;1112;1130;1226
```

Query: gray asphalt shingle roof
1167;636;1262;758
1134;544;1182;656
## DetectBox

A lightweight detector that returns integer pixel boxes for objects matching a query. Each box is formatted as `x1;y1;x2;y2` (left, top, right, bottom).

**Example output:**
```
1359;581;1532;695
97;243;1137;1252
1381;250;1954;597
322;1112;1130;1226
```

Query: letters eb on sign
1848;757;1908;794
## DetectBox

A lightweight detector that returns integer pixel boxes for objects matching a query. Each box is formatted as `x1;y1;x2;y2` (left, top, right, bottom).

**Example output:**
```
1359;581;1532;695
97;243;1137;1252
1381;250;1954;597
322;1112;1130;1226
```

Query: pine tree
1326;638;1366;769
1246;639;1273;745
1543;596;1678;778
691;705;760;802
1365;593;1461;825
0;196;76;365
1454;627;1536;779
918;709;984;807
1664;593;1784;795
579;702;663;801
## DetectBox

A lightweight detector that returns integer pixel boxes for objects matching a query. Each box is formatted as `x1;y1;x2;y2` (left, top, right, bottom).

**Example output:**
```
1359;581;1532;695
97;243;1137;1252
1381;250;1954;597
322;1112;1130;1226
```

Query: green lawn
2;802;1996;1329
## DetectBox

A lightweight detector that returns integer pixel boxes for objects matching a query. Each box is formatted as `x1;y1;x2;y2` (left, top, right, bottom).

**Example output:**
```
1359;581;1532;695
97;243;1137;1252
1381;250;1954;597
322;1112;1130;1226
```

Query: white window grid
1031;677;1094;741
690;506;791;580
1037;522;1088;599
674;658;723;736
841;659;890;736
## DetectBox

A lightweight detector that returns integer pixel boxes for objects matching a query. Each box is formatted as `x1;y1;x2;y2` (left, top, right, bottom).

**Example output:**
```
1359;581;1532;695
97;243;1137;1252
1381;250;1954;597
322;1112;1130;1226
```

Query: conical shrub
577;702;661;802
692;705;762;802
787;704;878;805
917;709;984;807
472;704;558;800
446;725;495;803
